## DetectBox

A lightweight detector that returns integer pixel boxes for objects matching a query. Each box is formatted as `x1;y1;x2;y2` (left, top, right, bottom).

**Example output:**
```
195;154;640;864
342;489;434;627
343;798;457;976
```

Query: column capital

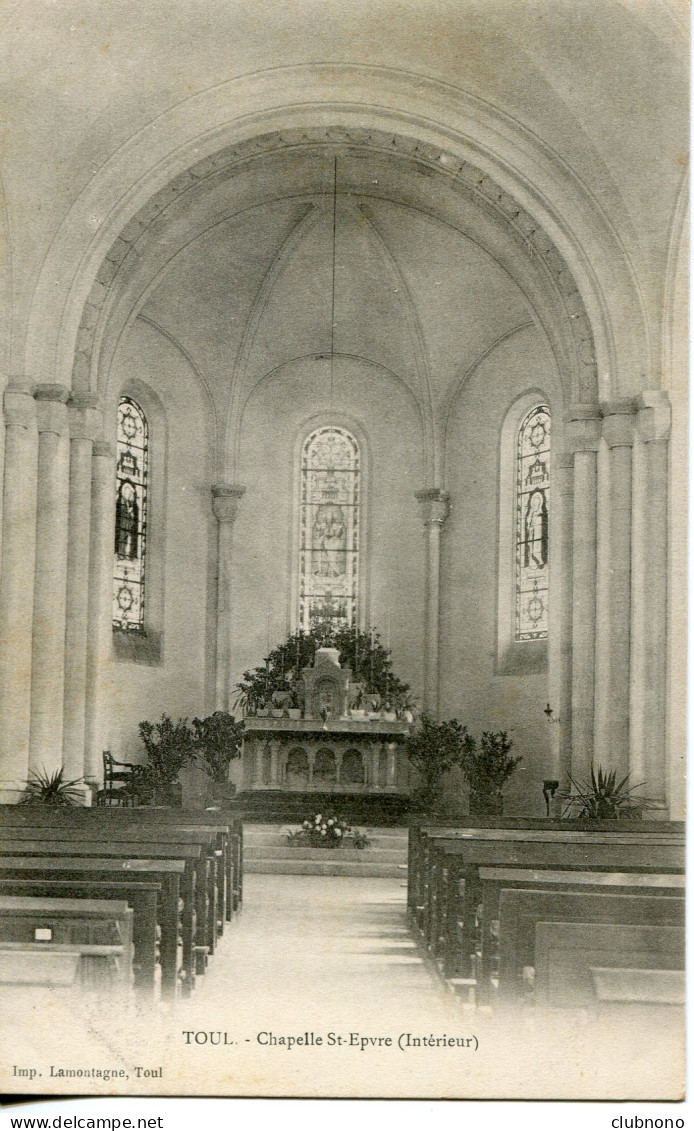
600;398;637;449
92;440;115;460
34;383;70;405
3;382;37;428
637;389;671;444
212;483;246;524
415;487;450;526
34;384;69;436
565;403;601;452
68;393;102;442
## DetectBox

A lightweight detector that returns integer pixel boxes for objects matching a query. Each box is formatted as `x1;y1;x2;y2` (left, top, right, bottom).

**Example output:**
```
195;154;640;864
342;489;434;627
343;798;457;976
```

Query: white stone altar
239;647;412;793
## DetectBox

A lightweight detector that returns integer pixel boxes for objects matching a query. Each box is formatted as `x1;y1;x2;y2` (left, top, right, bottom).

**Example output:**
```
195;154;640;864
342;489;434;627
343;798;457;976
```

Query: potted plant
234;625;414;720
460;730;522;816
405;714;473;811
20;768;85;808
191;711;244;786
560;765;656;820
136;714;197;806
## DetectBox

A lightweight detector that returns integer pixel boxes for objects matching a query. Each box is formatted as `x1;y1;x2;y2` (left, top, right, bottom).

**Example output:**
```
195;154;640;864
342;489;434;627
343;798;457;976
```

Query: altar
239;647;412;794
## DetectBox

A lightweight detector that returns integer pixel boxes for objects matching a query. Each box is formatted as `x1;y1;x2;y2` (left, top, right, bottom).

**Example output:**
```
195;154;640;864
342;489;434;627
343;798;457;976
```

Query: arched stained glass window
298;426;360;633
515;404;551;640
113;397;149;632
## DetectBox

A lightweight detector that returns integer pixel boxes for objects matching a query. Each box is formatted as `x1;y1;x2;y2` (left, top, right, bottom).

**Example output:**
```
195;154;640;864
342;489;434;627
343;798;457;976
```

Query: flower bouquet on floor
285;812;370;849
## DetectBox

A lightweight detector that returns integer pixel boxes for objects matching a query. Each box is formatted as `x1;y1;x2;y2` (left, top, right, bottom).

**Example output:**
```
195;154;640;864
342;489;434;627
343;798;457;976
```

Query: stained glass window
298;426;360;633
113;397;149;632
515;404;550;640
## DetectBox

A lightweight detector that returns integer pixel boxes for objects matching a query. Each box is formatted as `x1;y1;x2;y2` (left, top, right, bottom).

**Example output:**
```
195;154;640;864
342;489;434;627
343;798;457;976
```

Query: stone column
269;741;280;787
29;384;71;776
415;488;450;716
566;407;601;783
63;394;102;789
84;441;116;784
556;452;574;783
385;742;397;789
250;739;263;789
635;391;670;805
212;485;246;712
370;744;381;790
598;399;636;777
0;382;38;800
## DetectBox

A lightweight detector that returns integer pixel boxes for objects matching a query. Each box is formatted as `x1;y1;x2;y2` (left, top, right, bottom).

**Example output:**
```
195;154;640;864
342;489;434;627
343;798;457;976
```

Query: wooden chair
95;751;139;807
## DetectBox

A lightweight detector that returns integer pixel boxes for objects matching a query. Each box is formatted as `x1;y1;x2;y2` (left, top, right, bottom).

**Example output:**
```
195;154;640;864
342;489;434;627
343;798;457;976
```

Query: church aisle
182;873;458;1022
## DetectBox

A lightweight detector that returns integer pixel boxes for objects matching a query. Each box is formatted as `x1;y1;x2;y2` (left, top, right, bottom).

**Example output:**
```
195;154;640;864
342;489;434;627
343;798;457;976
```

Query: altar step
244;823;408;877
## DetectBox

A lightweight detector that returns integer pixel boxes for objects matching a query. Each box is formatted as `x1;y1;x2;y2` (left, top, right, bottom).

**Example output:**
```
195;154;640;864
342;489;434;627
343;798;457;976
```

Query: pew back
534;921;685;1009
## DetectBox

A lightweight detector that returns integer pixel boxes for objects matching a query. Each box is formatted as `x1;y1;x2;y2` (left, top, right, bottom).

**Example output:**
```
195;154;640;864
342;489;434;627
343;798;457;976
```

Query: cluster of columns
0;381;115;801
558;394;671;806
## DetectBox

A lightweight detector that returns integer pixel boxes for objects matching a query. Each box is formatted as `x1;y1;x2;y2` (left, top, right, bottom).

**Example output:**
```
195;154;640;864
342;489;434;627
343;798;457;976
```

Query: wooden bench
416;829;684;980
588;965;686;1020
0;856;184;1000
534;920;685;1010
407;818;685;916
0;835;207;989
1;806;243;919
0;895;133;990
475;868;684;1002
1;824;221;967
0;943;126;988
497;889;685;1004
0;878;160;994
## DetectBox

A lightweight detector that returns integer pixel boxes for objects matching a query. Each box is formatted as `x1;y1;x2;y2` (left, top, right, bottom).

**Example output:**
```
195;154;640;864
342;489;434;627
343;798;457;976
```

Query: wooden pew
0;835;206;988
0;824;220;965
0;878;160;994
588;965;685;1020
0;856;184;1000
416;829;684;981
534;920;685;1010
0;943;126;989
1;806;242;920
407;818;685;916
497;889;685;1004
0;895;133;990
476;868;684;1002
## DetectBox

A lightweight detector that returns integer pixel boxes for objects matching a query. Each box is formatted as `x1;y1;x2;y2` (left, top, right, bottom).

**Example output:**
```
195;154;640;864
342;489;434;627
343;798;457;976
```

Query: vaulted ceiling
0;0;687;387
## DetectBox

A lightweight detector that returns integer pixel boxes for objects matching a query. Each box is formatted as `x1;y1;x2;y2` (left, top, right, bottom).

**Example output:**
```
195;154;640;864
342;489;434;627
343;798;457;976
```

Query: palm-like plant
561;765;655;819
20;767;84;807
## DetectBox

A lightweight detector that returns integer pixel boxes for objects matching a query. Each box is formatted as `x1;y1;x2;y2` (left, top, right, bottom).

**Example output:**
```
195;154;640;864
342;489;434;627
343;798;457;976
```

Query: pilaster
63;394;102;791
565;405;601;782
596;398;637;777
84;440;116;784
0;382;38;800
29;384;71;776
212;484;246;712
634;391;670;806
415;487;450;716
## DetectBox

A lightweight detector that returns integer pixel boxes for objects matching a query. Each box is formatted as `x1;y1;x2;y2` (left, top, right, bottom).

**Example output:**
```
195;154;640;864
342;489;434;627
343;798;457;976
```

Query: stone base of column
0;779;28;804
70;783;94;806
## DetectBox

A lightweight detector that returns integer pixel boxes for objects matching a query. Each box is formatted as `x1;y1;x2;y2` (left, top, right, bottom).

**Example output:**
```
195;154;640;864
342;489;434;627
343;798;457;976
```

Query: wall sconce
544;703;561;724
542;779;560;816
